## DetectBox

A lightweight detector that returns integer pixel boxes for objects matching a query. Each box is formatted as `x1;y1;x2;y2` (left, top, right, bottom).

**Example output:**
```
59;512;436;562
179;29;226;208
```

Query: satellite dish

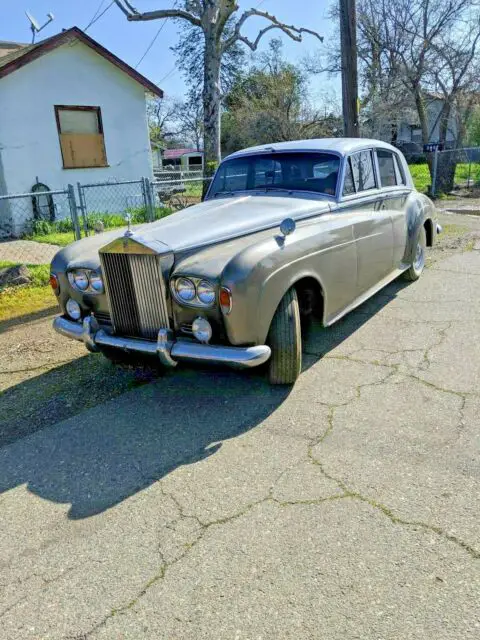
25;10;55;43
25;11;40;32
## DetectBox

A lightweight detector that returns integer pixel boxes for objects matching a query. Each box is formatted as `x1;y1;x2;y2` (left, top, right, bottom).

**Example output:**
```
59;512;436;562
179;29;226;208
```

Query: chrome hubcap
414;240;425;271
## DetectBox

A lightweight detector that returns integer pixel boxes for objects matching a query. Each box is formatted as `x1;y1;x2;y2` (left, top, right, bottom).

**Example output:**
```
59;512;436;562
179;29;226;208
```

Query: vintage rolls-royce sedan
51;138;441;384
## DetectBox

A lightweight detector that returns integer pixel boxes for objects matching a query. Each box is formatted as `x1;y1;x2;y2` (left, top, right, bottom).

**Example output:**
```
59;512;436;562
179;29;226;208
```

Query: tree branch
113;0;201;26
222;8;323;53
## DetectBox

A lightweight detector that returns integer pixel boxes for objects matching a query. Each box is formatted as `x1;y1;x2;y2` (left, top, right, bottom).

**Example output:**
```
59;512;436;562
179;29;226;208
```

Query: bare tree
356;0;480;189
114;1;322;168
147;96;179;145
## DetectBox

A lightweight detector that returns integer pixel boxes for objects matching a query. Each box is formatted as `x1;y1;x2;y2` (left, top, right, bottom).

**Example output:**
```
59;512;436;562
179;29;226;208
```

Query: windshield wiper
213;190;236;197
260;186;293;194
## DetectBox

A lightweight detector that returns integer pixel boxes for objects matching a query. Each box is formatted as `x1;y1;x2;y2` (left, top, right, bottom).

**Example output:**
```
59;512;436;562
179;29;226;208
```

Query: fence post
431;147;439;197
143;177;155;222
76;182;89;237
67;184;81;241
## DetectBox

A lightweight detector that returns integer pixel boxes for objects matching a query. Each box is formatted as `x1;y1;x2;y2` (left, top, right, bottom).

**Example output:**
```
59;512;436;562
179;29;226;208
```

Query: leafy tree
221;39;341;154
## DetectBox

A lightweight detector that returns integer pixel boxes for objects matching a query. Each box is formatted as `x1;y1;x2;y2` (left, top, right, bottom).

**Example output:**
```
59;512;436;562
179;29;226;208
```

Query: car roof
225;138;400;159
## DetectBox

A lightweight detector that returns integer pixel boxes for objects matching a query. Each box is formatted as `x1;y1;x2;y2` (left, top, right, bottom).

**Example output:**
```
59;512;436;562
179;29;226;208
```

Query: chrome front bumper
53;316;271;370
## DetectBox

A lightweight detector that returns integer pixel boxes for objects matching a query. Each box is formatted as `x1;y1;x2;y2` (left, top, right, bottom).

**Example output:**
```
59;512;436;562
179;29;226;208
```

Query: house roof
0;41;27;58
163;148;203;160
0;27;163;97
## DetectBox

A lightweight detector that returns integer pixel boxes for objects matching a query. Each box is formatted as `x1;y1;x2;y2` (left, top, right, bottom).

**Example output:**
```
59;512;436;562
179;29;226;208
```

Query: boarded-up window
55;106;108;169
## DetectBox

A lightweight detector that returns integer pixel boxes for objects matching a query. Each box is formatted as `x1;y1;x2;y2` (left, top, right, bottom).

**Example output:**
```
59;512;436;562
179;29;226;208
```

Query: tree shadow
0;277;411;520
0;304;58;333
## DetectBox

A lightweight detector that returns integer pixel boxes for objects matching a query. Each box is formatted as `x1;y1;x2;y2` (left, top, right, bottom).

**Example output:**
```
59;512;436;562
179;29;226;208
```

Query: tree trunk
203;30;222;168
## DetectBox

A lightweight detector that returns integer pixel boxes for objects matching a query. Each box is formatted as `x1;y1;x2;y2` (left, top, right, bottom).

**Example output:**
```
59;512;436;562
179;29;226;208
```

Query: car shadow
301;277;411;370
0;277;410;520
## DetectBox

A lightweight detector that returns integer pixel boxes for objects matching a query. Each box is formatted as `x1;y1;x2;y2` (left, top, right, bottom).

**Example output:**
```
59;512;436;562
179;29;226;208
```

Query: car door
375;149;410;268
341;150;394;295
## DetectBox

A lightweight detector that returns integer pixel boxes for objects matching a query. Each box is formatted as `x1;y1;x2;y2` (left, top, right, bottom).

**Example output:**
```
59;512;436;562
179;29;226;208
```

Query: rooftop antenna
25;11;55;44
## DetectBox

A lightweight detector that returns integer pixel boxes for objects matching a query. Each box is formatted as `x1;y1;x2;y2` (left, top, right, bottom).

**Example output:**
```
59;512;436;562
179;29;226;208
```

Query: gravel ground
0;239;60;265
0;212;479;640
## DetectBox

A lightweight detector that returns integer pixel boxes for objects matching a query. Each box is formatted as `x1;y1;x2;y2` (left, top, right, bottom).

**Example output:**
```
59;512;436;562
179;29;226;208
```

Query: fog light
66;298;81;321
192;316;212;343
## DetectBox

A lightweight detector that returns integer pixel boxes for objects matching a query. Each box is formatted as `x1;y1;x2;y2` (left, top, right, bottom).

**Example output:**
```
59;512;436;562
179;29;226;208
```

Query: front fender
220;215;353;345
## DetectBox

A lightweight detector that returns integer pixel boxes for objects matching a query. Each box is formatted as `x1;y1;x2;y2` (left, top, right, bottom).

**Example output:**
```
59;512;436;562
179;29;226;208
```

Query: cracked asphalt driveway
0;219;479;639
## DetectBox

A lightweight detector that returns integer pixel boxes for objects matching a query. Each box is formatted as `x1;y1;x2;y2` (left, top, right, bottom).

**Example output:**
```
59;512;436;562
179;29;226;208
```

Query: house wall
0;39;153;232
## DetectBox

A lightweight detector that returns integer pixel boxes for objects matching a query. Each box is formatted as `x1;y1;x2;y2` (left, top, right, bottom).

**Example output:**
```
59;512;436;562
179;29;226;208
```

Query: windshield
207;152;340;199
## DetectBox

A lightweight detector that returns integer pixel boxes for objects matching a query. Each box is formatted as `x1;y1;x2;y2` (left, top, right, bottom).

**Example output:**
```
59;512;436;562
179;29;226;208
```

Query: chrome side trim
53;316;271;370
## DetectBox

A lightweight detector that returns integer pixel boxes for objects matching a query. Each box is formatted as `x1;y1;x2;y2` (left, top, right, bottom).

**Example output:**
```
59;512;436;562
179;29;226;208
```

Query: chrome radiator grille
100;252;170;340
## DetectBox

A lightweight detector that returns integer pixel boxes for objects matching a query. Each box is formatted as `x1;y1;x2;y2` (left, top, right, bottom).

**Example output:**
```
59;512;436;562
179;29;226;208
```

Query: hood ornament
124;213;133;238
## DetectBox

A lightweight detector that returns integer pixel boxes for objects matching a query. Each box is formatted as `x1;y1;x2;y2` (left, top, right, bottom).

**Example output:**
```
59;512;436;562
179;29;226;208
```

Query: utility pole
339;0;359;137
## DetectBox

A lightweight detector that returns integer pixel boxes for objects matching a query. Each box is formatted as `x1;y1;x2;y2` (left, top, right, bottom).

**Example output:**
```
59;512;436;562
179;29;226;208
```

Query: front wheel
267;287;302;385
404;226;426;282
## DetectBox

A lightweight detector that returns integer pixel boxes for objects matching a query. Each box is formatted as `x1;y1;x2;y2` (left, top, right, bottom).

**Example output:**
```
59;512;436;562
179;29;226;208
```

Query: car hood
143;194;330;251
52;194;331;269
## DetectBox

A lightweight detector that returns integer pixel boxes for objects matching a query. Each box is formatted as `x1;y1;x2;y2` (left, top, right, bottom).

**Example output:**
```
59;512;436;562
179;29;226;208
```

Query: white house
0;27;162;234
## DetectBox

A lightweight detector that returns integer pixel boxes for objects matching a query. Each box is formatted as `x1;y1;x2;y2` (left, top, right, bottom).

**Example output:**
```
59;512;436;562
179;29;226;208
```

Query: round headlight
68;270;89;291
197;280;215;305
192;317;212;343
66;298;81;321
175;277;196;302
89;271;104;293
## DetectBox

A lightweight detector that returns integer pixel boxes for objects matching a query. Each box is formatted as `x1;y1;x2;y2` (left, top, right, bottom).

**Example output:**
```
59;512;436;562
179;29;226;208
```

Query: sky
2;0;339;101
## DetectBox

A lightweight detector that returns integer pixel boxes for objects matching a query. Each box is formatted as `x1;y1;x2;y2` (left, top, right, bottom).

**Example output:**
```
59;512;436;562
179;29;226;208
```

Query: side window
393;154;406;185
343;158;356;195
215;161;249;192
350;150;376;192
377;149;397;187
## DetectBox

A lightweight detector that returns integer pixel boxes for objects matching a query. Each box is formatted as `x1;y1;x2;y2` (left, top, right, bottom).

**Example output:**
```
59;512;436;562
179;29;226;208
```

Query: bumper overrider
53;316;271;369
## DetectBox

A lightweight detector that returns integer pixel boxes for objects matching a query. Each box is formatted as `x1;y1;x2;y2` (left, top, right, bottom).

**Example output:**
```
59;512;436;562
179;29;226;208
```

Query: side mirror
280;218;296;237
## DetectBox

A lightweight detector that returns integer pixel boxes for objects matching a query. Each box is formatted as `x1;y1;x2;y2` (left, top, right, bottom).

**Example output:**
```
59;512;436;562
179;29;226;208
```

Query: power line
84;0;115;32
135;21;166;68
157;65;177;85
85;0;106;29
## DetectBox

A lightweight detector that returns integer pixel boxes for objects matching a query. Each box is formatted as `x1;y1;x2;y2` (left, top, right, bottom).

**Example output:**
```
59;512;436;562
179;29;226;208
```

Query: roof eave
0;26;163;98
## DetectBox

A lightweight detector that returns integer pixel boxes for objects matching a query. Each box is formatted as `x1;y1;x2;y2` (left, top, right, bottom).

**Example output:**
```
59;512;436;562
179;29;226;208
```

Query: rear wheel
404;226;426;281
267;288;302;385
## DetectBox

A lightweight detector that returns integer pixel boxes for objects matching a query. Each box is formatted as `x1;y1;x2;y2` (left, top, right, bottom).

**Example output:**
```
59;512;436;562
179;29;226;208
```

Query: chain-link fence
0;187;78;266
0;173;212;269
430;147;480;196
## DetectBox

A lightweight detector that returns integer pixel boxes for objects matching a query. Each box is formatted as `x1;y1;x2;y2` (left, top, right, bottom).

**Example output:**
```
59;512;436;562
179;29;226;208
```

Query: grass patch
409;164;432;192
0;261;50;287
23;205;173;246
0;261;55;322
408;162;480;194
0;284;56;323
440;223;467;237
30;231;76;247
